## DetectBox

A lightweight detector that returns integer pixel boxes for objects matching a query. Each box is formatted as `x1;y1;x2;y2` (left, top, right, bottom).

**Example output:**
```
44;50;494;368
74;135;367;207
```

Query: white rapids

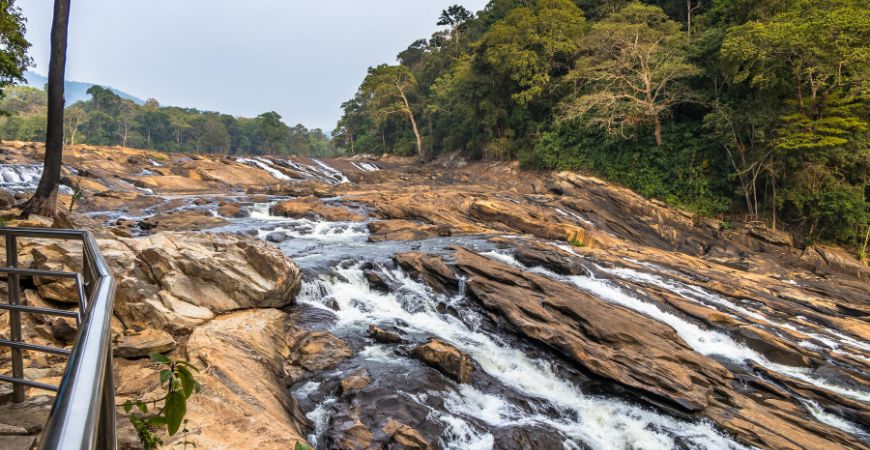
483;251;870;405
296;263;746;450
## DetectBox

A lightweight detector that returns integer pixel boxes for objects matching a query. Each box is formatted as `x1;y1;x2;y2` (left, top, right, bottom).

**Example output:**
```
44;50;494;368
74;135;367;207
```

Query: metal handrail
0;227;117;450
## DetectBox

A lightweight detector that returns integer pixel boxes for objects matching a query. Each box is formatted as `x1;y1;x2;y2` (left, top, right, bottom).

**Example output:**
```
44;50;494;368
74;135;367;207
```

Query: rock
138;210;228;233
367;220;451;242
0;189;16;209
340;369;371;394
271;196;365;222
395;252;459;294
290;331;352;371
748;226;794;246
0;384;12;406
362;267;390;292
325;404;373;450
383;419;430;449
265;231;288;243
217;201;245;218
0;395;52;435
412;339;473;383
106;232;302;332
0;423;29;435
368;324;404;344
113;328;176;358
162;309;310;449
50;318;77;344
0;436;36;450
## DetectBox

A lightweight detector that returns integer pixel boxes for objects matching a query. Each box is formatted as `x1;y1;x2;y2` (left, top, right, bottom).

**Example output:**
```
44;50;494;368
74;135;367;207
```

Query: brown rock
367;220;451;242
290;331;352;371
412;339;473;383
368;324;404;344
271;196;365;222
340;369;371;394
383;419;430;449
113;328;176;359
217;201;245;218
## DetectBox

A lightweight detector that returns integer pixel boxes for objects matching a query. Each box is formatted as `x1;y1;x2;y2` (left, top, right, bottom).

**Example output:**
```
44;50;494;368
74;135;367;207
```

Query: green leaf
164;390;187;436
176;361;200;372
177;366;195;398
123;400;133;414
137;401;148;414
149;352;171;364
160;369;172;385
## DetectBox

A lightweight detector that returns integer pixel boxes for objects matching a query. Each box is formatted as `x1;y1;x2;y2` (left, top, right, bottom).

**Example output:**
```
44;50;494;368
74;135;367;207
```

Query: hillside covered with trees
0;84;336;157
334;0;869;253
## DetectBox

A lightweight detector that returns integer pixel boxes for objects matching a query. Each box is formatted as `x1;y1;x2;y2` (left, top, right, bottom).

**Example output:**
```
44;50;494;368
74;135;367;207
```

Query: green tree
361;64;427;160
479;0;586;107
0;0;31;101
562;2;700;146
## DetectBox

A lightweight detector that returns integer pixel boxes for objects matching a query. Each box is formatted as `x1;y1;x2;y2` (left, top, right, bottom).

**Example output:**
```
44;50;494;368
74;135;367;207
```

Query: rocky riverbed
0;140;867;449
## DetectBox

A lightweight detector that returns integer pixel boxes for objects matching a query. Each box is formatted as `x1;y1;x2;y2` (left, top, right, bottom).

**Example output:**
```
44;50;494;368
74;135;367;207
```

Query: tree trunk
653;115;663;146
20;0;71;218
397;84;425;161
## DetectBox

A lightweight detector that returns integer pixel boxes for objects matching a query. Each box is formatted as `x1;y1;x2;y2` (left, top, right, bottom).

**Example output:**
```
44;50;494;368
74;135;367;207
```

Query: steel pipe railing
0;227;117;450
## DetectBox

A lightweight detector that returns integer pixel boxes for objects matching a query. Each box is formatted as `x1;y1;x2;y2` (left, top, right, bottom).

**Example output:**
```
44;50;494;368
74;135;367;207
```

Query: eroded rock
412;339;473;383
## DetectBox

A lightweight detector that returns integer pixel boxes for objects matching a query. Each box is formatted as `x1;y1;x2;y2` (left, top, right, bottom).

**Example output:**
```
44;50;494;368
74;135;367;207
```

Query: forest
0;84;336;157
334;0;869;252
0;0;867;252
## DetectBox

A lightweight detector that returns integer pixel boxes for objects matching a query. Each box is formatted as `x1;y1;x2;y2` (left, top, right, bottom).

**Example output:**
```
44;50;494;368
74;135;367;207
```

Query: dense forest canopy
333;0;869;252
0;84;337;157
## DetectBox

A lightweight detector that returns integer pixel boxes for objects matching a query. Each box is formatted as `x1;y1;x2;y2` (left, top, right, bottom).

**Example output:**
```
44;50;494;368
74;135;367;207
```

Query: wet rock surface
0;142;867;449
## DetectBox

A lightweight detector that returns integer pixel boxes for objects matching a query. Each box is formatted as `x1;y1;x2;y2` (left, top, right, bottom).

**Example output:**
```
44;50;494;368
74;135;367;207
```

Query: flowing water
80;157;867;448
210;204;756;449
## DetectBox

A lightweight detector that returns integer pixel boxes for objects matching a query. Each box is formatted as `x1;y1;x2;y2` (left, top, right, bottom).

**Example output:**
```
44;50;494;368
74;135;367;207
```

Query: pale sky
18;0;490;131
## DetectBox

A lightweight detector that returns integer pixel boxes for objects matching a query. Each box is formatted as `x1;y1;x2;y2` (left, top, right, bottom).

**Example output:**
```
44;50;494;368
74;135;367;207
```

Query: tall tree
0;0;31;100
21;0;70;217
562;2;700;145
361;64;427;160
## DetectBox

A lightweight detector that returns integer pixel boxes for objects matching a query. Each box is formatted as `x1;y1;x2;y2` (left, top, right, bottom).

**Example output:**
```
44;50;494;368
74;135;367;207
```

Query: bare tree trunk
768;163;777;230
397;84;426;161
653;115;663;146
20;0;71;218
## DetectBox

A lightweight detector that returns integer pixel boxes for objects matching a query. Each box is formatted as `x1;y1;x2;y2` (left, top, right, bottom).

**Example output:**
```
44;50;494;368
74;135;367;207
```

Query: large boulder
270;196;365;222
111;232;302;333
116;309;311;450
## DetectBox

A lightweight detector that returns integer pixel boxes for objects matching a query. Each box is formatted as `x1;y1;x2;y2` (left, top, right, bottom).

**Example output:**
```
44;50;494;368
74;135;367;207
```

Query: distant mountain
22;71;145;106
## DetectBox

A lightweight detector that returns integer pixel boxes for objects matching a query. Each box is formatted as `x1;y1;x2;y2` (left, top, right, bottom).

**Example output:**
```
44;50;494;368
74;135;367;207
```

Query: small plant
295;442;313;450
68;183;84;212
123;353;202;450
568;232;585;247
718;221;733;231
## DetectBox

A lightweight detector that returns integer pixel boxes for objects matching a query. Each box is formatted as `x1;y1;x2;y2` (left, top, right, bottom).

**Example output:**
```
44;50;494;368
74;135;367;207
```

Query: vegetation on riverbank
0;85;337;157
335;0;869;251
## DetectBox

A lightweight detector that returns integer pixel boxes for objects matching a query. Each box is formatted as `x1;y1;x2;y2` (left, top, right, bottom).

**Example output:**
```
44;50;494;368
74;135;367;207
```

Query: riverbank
0;141;867;449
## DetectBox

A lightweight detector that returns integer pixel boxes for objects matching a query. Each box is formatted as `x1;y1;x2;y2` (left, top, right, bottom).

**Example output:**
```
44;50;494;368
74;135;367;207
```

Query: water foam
297;263;745;449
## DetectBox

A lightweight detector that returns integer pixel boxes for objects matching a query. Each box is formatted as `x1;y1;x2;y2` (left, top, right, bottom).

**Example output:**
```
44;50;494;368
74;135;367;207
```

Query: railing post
5;234;25;403
97;351;117;450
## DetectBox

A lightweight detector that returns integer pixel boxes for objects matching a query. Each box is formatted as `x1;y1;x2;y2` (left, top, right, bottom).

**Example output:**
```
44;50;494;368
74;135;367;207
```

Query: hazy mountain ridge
23;70;144;105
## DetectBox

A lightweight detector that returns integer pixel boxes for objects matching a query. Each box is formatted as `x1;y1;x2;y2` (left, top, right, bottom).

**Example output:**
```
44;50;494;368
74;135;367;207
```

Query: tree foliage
0;86;339;157
333;0;869;251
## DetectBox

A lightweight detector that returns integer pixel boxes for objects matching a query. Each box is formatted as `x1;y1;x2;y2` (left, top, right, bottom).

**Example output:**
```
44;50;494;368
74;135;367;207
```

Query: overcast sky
18;0;489;131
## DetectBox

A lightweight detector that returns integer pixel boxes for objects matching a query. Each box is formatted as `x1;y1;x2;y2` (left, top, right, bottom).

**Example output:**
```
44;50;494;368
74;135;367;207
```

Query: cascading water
293;260;746;449
482;250;870;434
0;164;42;189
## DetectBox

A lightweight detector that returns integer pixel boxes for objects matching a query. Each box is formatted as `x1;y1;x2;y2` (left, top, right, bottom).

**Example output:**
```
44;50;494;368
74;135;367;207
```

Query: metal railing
0;227;117;450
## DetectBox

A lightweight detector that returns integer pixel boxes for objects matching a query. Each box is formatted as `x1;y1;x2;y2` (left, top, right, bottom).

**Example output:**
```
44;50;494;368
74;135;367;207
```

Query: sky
18;0;490;131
